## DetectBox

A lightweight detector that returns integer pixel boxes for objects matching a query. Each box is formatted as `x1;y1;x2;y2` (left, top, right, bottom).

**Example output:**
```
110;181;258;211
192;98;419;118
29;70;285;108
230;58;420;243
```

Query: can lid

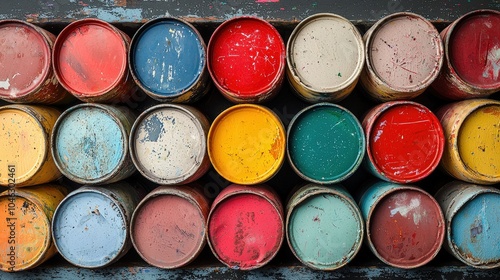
53;19;128;97
208;104;285;185
208;17;285;99
287;103;365;184
52;189;128;268
0;20;51;99
129;18;205;98
366;101;444;183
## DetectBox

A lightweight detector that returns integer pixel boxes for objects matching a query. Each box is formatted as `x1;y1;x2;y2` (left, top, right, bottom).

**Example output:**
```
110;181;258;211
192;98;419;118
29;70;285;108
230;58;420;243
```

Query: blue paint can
129;17;210;103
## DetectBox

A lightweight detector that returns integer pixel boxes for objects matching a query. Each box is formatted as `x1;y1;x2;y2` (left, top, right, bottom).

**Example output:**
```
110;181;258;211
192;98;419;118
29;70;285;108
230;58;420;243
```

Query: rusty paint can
129;104;210;185
207;16;286;103
52;18;136;103
51;181;144;268
286;183;364;270
287;103;365;184
362;101;444;183
360;12;443;101
431;10;500;100
0;183;68;272
286;13;365;102
0;20;71;104
131;185;209;269
0;104;62;187
51;103;137;185
207;184;284;270
436;99;500;185
207;104;286;185
358;181;445;269
435;181;500;269
129;17;210;103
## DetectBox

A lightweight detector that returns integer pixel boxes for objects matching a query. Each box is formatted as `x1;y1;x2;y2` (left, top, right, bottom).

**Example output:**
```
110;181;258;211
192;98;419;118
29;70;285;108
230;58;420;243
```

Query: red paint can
207;184;284;270
207;16;286;103
431;10;500;100
53;18;136;103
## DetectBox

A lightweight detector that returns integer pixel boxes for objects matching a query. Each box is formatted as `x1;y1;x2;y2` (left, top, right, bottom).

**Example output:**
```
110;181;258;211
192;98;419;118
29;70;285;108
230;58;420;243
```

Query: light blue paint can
435;181;500;268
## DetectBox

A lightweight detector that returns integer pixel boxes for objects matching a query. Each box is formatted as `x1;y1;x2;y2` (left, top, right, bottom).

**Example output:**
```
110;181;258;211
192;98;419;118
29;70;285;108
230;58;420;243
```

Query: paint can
286;13;365;102
129;104;210;185
131;185;209;269
0;104;62;187
207;16;285;103
207;104;286;185
362;101;444;183
286;183;364;270
51;181;144;268
287;103;365;184
207;184;284;270
51;103;137;185
129;17;210;103
360;12;443;101
437;99;500;185
52;18;136;103
0;183;68;272
435;180;500;269
431;10;500;100
0;20;71;104
358;181;445;269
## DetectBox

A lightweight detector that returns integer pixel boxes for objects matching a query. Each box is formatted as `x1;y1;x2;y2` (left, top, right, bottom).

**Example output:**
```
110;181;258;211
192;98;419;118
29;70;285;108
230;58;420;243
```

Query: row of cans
0;10;498;105
0;179;499;272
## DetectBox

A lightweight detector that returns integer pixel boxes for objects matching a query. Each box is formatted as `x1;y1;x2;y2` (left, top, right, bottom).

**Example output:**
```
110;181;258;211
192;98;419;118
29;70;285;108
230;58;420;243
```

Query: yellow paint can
208;104;286;185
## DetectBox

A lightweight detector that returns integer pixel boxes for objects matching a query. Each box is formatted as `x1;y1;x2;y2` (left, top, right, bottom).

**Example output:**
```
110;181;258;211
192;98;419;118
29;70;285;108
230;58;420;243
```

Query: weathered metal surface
286;184;364;270
287;103;365;184
360;12;443;101
362;101;444;183
0;104;62;187
286;13;364;102
51;103;137;184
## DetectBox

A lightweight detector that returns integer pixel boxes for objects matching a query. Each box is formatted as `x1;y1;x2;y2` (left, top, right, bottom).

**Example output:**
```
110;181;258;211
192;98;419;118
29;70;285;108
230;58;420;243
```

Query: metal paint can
286;183;364;270
51;181;144;268
207;104;286;185
207;184;284;270
129;104;210;185
0;183;68;272
361;12;443;101
362;101;444;183
52;18;136;103
287;103;365;184
358;181;445;269
437;99;500;185
0;20;71;104
129;17;210;103
286;13;365;103
431;10;500;100
0;104;61;187
51;103;137;185
207;16;285;103
435;181;500;269
131;185;209;269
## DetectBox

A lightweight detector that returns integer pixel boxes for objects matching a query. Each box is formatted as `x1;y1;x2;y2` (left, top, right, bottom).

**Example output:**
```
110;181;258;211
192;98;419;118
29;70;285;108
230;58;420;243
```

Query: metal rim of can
52;18;130;101
362;12;444;100
207;16;286;103
207;104;286;185
129;103;210;185
130;185;209;269
363;100;444;183
206;184;284;270
285;184;364;270
286;13;365;103
128;17;208;102
51;103;132;185
286;102;365;184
